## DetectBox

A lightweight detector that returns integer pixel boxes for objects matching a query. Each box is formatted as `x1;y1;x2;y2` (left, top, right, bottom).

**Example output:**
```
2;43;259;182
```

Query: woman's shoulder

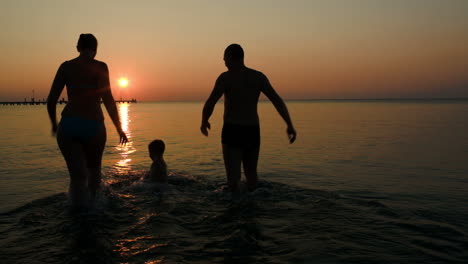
87;59;109;74
86;59;108;72
93;59;108;67
63;58;108;68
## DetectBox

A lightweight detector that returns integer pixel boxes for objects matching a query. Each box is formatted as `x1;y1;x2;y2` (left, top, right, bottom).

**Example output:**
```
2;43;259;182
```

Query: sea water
1;100;467;263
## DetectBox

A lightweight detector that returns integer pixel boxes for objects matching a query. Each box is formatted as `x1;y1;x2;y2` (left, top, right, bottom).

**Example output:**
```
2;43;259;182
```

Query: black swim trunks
222;123;260;148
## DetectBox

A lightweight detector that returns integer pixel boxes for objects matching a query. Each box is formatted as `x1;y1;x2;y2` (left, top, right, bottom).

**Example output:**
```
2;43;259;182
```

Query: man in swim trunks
201;44;297;192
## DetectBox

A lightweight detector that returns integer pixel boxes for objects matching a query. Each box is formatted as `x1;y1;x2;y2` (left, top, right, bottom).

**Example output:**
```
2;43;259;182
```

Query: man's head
148;139;165;159
77;33;98;58
224;44;244;69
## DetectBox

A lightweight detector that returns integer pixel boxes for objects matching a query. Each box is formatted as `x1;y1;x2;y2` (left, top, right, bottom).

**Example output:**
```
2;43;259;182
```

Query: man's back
219;67;268;126
201;43;296;192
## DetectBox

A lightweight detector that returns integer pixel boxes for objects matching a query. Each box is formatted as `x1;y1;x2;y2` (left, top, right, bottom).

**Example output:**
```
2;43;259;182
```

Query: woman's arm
47;63;66;135
100;63;128;144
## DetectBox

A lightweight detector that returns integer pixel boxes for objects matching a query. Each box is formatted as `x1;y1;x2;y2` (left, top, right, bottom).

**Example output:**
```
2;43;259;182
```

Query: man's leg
222;144;242;192
242;146;260;191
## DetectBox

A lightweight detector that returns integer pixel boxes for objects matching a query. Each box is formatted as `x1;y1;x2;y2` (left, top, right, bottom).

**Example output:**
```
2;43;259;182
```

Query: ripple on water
1;171;467;264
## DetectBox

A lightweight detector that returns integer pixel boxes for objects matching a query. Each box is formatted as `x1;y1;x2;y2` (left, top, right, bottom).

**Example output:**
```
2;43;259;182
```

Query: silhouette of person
147;139;168;183
47;34;128;209
201;44;297;192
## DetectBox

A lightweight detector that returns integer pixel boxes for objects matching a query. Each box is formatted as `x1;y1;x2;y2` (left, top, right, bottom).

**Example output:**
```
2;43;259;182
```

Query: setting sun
118;78;129;88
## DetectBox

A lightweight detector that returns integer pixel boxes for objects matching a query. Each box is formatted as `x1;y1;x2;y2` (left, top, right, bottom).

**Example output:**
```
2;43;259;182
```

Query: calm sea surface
1;100;467;263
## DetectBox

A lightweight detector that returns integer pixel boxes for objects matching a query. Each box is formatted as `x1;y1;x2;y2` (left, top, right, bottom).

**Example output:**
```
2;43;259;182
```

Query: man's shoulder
60;59;76;68
216;71;229;83
246;68;267;80
218;71;229;78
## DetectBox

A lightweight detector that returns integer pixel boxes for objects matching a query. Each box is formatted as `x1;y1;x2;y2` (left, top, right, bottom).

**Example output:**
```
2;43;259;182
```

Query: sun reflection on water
114;103;136;173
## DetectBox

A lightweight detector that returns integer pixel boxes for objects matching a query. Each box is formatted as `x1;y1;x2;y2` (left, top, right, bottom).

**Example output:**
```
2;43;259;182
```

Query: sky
0;0;467;101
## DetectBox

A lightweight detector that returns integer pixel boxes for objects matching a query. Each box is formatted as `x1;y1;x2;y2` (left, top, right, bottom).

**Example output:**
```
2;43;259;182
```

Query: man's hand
200;121;211;136
287;126;297;144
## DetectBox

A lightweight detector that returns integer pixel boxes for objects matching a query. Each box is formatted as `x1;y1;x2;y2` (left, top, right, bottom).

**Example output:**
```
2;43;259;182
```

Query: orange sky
0;0;467;101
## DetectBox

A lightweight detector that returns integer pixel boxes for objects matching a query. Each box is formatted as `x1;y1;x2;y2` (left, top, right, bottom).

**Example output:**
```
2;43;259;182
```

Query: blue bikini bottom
59;117;104;142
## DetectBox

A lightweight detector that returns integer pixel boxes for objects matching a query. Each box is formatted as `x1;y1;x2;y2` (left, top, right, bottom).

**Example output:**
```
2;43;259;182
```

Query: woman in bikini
47;34;128;209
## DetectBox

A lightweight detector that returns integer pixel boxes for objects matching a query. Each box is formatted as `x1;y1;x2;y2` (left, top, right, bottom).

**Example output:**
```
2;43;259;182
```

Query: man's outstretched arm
201;76;224;136
261;75;297;143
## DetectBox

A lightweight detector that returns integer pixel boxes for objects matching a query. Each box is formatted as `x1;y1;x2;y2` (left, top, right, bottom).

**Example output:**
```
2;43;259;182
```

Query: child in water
147;139;168;183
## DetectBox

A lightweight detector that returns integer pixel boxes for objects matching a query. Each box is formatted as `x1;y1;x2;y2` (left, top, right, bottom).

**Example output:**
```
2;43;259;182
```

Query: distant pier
0;98;137;106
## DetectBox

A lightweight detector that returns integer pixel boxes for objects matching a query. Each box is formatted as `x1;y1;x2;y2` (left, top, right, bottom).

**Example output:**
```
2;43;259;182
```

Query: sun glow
118;78;129;88
114;103;136;174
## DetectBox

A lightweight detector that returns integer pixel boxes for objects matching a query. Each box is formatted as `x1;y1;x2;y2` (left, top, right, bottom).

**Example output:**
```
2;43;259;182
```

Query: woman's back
60;58;109;121
47;33;128;209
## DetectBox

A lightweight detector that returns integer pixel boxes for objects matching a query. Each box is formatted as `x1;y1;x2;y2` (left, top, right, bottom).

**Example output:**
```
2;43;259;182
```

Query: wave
1;171;467;264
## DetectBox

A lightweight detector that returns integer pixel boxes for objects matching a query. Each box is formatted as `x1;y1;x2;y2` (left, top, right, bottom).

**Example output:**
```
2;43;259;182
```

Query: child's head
148;139;165;159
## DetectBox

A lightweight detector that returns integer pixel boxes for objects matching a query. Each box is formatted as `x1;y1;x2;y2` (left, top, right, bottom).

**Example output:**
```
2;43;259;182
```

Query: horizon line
132;97;468;103
1;97;468;103
0;97;468;103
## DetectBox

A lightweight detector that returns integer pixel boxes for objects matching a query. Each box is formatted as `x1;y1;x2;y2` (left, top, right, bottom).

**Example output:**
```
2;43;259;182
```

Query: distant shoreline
1;98;467;104
118;98;468;103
